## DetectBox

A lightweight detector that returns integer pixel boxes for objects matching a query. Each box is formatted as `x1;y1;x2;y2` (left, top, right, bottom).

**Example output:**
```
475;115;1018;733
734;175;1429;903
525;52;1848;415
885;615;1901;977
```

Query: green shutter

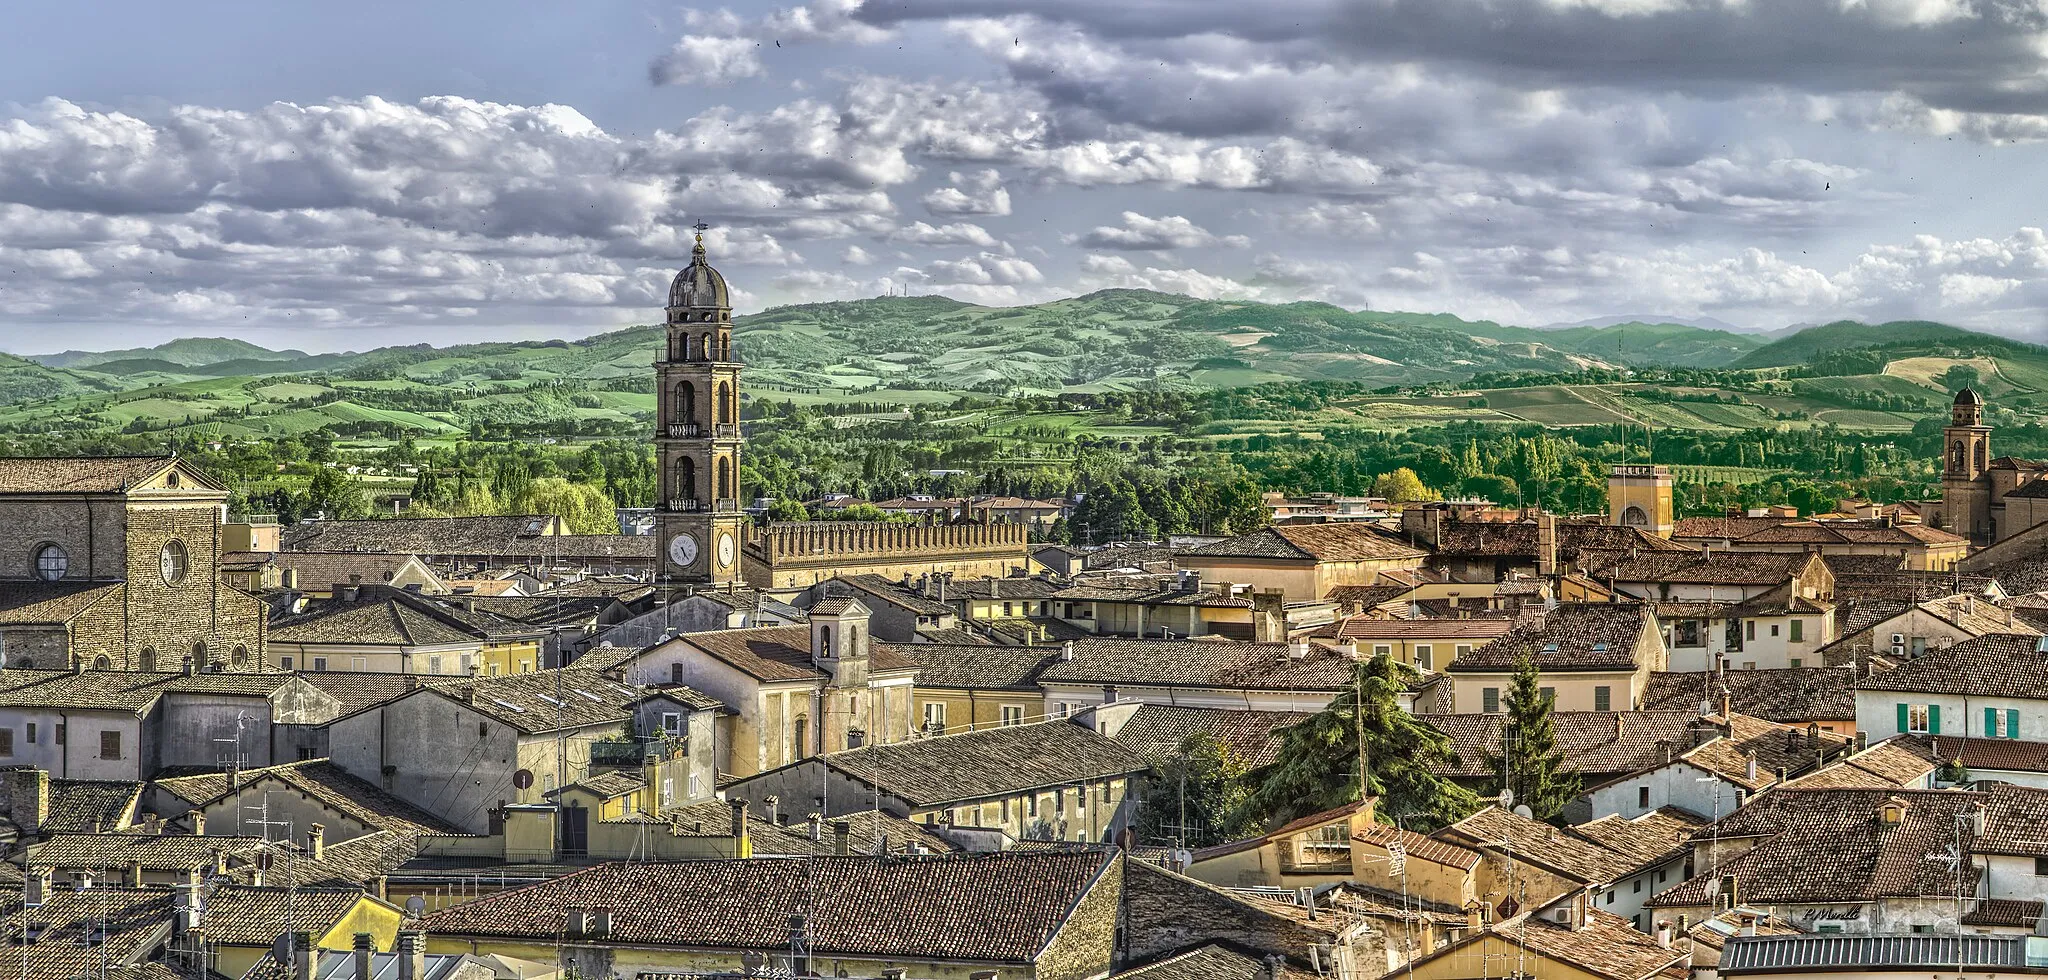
2011;709;2022;740
1929;704;1941;735
1898;703;1909;733
1989;707;1999;738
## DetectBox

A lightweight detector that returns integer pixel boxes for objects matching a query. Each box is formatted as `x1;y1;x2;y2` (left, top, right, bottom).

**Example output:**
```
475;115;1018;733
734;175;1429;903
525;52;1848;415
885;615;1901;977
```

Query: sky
5;0;2048;354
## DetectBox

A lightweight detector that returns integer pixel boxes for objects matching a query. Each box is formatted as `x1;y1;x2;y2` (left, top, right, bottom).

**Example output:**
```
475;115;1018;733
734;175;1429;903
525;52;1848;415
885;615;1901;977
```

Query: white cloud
887;221;1003;247
648;35;764;86
922;170;1013;216
842;245;876;264
1075;212;1250;250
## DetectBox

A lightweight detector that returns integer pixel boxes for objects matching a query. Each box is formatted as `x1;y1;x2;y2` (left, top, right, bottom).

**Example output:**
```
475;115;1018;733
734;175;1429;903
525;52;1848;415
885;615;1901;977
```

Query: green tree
514;477;618;534
1136;734;1255;848
1482;655;1582;823
1236;655;1481;830
304;467;371;520
1939;364;1981;394
1372;467;1438;505
766;497;811;522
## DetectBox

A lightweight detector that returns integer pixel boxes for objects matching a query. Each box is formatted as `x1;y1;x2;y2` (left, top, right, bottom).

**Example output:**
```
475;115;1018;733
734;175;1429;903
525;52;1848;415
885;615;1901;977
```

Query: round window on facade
33;543;69;582
159;540;190;585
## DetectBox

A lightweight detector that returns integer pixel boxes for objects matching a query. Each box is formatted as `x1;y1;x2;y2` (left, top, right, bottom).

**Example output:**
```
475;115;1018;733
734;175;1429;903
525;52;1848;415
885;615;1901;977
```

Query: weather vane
693;220;711;244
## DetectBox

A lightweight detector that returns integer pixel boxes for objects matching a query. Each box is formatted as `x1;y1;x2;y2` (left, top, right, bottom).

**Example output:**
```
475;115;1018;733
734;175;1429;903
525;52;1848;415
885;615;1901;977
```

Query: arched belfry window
676;381;696;424
678;458;697;502
1952;441;1966;471
717;382;733;424
1620;505;1648;527
716;457;732;500
1976;442;1988;470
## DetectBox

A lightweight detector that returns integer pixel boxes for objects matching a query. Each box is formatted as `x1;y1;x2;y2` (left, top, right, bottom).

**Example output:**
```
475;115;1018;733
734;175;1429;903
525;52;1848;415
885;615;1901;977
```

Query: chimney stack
1614;715;1625;742
191;811;207;836
396;932;426;980
353;933;374;980
293;931;315;980
126;862;144;888
764;795;780;826
307;823;325;862
808;812;823;842
729;799;750;856
833;820;852;856
8;769;49;838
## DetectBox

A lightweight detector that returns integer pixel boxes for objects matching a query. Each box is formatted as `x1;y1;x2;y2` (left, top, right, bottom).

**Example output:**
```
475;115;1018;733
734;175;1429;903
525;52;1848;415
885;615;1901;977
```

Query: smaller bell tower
1941;388;1993;543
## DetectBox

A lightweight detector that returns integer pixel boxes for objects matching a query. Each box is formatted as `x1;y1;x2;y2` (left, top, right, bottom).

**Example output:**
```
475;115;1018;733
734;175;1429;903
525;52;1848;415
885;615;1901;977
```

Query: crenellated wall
742;520;1031;588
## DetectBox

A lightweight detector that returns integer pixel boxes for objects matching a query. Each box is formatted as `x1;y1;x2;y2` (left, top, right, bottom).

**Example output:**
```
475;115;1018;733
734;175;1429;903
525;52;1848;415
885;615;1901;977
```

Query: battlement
748;519;1028;563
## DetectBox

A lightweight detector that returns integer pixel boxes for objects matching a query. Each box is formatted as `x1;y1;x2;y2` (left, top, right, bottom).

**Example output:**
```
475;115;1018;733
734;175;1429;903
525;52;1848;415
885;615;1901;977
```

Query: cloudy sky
6;0;2048;353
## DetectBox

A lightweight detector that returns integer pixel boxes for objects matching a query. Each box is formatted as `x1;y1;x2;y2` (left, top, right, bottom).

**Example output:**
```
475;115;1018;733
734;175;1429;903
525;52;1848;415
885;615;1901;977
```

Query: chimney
191;811;208;836
353;933;374;980
937;574;948;603
1464;902;1484;932
1060;641;1075;662
1745;751;1758;784
24;868;48;908
591;908;612;935
1537;512;1558;578
1656;921;1673;948
1102;685;1119;704
1974;801;1989;837
183;655;199;677
1299;886;1317;921
1261;956;1284;980
1718;874;1739;911
306;823;325;862
211;848;227;876
8;769;49;837
1614;715;1625;742
729;799;750;854
807;813;823;842
564;908;590;937
1288;640;1310;659
1720;688;1732;720
126;862;144;888
293;931;315;980
833;820;852;856
764;795;780;826
1856;730;1870;751
990;578;1001;600
396;932;426;980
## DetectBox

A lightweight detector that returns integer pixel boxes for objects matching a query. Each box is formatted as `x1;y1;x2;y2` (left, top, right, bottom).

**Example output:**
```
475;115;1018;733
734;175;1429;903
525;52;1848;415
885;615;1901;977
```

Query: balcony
666;422;702;439
667;498;704;513
714;499;740;514
715;423;740;440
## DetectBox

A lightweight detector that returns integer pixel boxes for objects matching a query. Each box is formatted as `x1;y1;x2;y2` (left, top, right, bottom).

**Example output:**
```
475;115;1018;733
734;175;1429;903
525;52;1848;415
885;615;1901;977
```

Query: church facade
0;456;267;670
1934;388;2048;545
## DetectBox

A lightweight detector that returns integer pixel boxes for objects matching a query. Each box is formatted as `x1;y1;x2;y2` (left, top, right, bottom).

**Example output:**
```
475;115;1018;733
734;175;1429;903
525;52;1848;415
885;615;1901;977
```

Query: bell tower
655;224;747;588
1941;387;1993;543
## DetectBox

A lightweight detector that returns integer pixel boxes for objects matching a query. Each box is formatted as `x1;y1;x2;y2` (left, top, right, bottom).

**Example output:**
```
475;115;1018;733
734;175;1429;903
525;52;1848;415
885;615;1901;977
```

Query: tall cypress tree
1484;654;1582;823
1235;654;1481;831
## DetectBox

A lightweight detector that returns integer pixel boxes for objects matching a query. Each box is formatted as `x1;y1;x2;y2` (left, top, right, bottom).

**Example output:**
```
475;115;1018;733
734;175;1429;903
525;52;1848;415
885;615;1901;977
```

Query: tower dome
667;229;730;313
1955;387;1983;406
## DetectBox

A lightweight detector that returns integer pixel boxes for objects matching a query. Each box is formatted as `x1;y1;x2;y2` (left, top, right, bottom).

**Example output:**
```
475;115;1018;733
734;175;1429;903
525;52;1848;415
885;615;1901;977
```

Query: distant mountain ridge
33;337;310;370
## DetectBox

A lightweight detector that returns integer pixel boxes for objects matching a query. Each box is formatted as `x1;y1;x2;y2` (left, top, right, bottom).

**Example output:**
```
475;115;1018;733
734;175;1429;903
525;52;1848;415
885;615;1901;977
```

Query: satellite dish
513;769;535;790
1514;804;1534;820
1497;788;1514;808
271;932;294;963
254;850;274;871
405;895;426;916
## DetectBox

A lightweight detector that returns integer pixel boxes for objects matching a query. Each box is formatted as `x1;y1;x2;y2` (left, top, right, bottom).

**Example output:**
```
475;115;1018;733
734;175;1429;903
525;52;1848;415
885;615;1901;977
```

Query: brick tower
655;225;747;588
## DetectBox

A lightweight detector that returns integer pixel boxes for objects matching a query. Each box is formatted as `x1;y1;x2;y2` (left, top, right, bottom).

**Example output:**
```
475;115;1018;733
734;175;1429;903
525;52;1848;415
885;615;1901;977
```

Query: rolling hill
34;337;309;371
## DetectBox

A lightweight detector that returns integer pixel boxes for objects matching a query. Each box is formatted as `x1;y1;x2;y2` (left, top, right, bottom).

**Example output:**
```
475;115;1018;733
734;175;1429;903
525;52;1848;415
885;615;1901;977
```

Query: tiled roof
1784;738;1940;789
43;779;143;833
1823;554;1910;576
196;885;375;945
651;800;959;856
1474;907;1684;980
1440;807;1658;884
832;574;956;616
0;582;124;625
1672;516;1966;548
422;667;642;735
777;719;1148;808
417;852;1117;963
292;671;416;717
1326;618;1513;642
1418;711;1709;779
886;642;1058;691
270;586;546;646
0;670;300;713
1911;735;2048;774
1974;784;2048;856
0;455;194;494
1353;821;1480;871
232;551;442;589
1321;584;1413;608
1112;944;1315;980
282;516;558;554
1191;801;1367;862
1680;714;1847;790
558;770;644;800
1080;545;1177;570
153;759;467;836
1604;552;1810;587
1037;638;1355;692
1430;520;1692;561
1051;585;1255;609
1641;668;1857;723
1647;788;1988;907
0;886;175;977
1855;633;2048;698
1571;808;1710;868
1444;604;1650;672
1110;704;1312;769
28;831;271;871
1961;897;2045;928
1184;524;1425;562
949;577;1068;600
670;625;918;683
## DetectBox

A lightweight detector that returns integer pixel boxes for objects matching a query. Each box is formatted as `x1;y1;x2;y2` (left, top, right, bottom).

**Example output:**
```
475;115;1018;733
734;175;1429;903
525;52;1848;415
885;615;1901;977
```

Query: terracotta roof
292;671;416;716
421;667;645;735
1037;638;1354;692
670;625;918;683
1113;944;1316;980
1110;704;1312;769
1353;820;1480;871
1407;906;1683;980
1191;801;1368;862
1441;807;1659;885
1974;784;2048;856
832;574;956;616
1419;711;1710;779
0;455;197;494
0;670;305;713
154;759;467;837
1444;604;1651;672
0;582;124;625
1605;552;1812;587
0;886;175;977
651;800;959;856
888;642;1058;691
1327;618;1513;642
1912;735;2048;774
1321;584;1414;608
1051;585;1254;608
41;779;143;833
1855;633;2048;698
1641;668;1857;723
1571;808;1710;867
270;585;546;646
1961;898;2045;928
1675;714;1849;791
762;719;1148;808
282;516;559;554
1784;738;1941;789
1184;524;1425;562
417;852;1117;963
196;886;377;945
1429;520;1692;562
1648;788;1989;908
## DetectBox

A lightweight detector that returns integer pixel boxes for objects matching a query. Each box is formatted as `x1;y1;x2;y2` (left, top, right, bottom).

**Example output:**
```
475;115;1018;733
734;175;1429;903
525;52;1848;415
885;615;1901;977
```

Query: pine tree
1235;654;1481;830
1483;654;1583;823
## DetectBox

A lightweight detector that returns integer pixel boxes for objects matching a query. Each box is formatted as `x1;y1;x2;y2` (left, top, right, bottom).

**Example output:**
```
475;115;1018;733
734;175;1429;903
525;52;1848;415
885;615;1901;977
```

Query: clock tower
656;225;747;588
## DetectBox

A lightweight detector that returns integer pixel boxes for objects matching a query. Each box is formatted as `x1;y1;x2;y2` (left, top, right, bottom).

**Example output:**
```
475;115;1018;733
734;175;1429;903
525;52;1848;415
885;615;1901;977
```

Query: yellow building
1609;464;1675;537
1326;618;1514;673
200;885;407;980
1399;897;1688;980
1445;604;1667;714
896;641;1062;735
1178;524;1427;603
1182;799;1378;890
267;584;545;675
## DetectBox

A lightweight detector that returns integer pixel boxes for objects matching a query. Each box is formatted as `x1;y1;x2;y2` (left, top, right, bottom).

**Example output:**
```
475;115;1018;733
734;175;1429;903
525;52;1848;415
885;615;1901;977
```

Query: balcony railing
714;499;740;513
666;422;702;439
667;498;704;513
714;423;740;440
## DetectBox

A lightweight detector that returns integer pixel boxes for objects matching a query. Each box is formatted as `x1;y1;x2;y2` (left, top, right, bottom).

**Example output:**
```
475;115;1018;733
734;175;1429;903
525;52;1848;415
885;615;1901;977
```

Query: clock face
668;533;699;568
718;531;736;568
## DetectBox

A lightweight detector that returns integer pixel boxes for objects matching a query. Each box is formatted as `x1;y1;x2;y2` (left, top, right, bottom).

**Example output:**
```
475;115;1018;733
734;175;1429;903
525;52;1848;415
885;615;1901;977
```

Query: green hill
37;337;309;370
1730;320;2004;369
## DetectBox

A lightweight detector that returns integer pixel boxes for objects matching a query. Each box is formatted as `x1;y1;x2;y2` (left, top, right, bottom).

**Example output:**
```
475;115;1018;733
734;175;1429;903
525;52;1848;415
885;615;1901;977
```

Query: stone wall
744;521;1031;589
0;497;128;581
1037;856;1122;980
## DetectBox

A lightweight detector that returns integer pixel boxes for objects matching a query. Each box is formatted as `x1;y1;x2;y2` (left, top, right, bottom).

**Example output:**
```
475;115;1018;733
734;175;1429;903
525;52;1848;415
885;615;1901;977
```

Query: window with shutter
2010;709;2022;740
